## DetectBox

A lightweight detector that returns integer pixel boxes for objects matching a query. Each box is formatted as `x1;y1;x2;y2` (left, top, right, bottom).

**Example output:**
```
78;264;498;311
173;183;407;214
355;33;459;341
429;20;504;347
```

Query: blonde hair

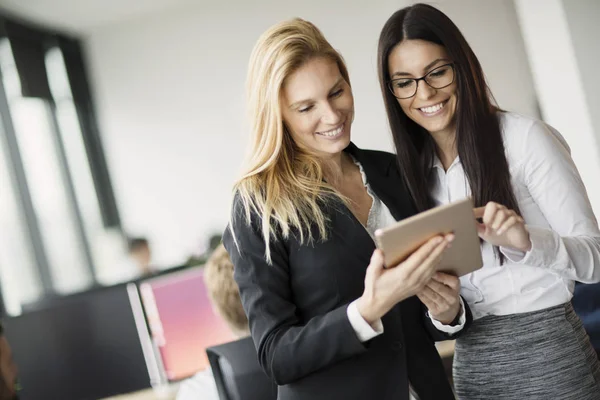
233;18;351;262
204;244;249;336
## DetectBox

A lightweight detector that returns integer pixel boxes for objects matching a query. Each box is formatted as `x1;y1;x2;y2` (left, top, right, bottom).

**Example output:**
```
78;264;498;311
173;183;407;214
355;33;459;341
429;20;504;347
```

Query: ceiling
0;0;199;34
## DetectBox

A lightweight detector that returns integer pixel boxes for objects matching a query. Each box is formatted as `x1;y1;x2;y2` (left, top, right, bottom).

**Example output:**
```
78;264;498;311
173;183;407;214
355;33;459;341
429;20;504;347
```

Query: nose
321;101;342;125
415;79;436;101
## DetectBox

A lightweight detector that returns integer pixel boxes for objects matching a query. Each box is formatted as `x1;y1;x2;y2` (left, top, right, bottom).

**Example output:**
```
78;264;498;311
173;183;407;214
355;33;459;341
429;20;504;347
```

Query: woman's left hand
474;201;532;252
417;272;462;325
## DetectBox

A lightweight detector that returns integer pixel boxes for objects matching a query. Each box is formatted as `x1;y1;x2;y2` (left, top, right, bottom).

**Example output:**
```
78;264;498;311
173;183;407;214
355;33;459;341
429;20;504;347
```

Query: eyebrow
288;77;345;109
390;58;450;78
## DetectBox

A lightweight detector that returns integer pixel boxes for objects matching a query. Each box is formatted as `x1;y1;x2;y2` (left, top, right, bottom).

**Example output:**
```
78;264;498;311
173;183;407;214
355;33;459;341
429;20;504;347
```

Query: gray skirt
453;302;600;400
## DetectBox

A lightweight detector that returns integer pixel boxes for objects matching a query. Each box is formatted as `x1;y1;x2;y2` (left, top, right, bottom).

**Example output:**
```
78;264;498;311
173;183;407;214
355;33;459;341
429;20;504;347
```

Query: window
0;39;92;296
0;19;127;315
46;47;128;286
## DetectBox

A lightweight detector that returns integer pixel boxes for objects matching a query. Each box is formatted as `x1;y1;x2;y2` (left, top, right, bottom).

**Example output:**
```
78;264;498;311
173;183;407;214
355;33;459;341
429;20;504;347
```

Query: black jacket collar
344;142;416;222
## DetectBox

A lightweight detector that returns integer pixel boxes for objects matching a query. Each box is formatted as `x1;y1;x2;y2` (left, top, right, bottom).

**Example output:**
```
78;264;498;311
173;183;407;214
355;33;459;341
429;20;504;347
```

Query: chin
332;133;351;151
337;133;351;147
425;122;451;133
414;116;452;135
318;140;349;158
314;129;351;153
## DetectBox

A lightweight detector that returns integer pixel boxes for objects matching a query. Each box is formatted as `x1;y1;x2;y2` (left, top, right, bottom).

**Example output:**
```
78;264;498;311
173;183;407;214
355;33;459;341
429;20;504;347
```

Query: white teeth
318;125;343;137
420;102;445;114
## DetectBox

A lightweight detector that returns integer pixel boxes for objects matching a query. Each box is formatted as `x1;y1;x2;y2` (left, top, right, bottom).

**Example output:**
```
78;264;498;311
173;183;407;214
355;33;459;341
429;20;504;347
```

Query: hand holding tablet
374;198;483;277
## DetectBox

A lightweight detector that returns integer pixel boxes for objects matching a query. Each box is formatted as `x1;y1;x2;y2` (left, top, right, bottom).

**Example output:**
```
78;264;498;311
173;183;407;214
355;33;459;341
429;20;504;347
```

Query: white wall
562;0;600;144
84;0;537;266
515;0;600;218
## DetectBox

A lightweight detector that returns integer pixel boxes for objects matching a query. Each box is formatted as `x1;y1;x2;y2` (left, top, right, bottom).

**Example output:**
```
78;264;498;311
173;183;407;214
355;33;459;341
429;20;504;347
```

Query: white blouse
429;112;600;320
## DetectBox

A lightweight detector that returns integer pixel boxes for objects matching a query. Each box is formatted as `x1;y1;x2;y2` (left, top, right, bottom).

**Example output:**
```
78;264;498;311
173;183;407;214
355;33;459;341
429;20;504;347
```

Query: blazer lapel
345;143;417;222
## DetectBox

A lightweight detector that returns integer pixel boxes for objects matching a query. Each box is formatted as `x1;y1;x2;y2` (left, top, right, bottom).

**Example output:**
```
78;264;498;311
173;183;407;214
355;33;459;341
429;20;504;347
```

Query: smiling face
280;56;354;159
387;39;457;137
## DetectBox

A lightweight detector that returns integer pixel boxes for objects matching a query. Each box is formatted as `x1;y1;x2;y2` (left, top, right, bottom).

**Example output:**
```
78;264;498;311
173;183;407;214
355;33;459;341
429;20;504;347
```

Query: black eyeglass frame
387;63;456;100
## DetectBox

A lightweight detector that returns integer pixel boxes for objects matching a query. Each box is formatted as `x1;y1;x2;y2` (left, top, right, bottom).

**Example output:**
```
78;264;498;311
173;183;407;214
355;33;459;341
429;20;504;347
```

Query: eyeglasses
387;63;456;99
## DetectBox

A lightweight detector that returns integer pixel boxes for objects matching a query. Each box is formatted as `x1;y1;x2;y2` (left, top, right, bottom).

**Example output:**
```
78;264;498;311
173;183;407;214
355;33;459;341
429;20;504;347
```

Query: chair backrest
206;337;277;400
573;282;600;350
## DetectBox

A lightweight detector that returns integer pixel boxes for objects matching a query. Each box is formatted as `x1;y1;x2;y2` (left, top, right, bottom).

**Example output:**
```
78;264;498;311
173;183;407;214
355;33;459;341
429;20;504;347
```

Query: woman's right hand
357;234;453;325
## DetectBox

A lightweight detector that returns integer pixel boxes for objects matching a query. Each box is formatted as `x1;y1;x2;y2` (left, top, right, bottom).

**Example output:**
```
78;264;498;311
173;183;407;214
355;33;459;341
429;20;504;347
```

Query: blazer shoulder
360;148;396;162
348;145;397;173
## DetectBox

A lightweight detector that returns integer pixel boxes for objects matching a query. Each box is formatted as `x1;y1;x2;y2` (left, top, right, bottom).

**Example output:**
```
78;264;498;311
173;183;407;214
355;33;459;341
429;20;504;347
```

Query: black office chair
573;282;600;358
206;337;277;400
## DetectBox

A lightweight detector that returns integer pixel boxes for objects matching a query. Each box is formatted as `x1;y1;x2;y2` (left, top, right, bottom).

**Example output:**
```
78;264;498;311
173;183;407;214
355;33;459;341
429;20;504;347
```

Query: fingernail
446;234;455;242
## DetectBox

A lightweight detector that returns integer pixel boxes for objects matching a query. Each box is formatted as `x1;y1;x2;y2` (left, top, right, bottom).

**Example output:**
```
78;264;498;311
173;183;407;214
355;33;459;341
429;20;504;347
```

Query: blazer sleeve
222;199;368;385
420;296;472;341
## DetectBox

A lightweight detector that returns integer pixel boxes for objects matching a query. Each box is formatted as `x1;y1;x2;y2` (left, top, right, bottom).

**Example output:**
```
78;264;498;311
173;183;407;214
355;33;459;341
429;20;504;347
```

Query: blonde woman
223;19;471;400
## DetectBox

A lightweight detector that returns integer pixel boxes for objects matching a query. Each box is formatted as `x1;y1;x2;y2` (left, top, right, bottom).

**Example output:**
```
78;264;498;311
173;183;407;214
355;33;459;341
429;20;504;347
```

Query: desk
102;384;180;400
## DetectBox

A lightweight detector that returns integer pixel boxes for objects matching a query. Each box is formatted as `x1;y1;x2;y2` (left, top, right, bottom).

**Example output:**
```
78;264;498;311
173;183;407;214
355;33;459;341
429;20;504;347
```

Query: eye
330;89;344;98
394;80;414;89
299;105;313;113
429;66;449;77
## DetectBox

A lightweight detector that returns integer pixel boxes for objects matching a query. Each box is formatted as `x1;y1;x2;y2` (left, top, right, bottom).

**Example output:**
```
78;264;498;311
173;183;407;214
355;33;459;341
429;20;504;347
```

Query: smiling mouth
418;100;448;115
316;123;344;138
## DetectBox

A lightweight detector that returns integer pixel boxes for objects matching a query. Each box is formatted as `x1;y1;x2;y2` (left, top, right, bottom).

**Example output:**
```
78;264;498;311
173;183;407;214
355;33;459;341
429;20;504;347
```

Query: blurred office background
0;0;597;399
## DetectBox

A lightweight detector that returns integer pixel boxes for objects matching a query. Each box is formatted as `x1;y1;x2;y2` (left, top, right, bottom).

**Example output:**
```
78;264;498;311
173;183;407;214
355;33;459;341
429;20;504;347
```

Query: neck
321;151;349;185
430;125;458;171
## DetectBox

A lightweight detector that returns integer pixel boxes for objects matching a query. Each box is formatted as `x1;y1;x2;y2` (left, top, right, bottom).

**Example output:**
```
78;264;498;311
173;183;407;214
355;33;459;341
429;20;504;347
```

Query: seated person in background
177;244;250;400
0;323;18;400
127;237;156;277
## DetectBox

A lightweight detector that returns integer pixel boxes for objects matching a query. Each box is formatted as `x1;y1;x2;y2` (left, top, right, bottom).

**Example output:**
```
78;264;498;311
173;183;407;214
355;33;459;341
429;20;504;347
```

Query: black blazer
223;143;472;400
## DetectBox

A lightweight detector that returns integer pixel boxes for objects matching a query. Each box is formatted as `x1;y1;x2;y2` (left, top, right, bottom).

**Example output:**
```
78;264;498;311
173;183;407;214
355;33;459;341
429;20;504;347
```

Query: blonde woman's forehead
282;57;345;108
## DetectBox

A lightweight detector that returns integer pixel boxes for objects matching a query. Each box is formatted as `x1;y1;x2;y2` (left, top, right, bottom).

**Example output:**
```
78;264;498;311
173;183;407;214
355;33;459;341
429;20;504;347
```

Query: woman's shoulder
346;143;397;173
228;190;263;234
500;111;567;146
359;148;397;162
499;111;571;168
498;111;540;136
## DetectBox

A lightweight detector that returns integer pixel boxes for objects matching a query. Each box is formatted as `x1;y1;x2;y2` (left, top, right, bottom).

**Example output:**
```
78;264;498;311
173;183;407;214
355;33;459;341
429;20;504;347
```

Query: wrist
432;303;461;325
447;304;463;326
518;231;532;252
517;235;533;253
357;293;383;326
